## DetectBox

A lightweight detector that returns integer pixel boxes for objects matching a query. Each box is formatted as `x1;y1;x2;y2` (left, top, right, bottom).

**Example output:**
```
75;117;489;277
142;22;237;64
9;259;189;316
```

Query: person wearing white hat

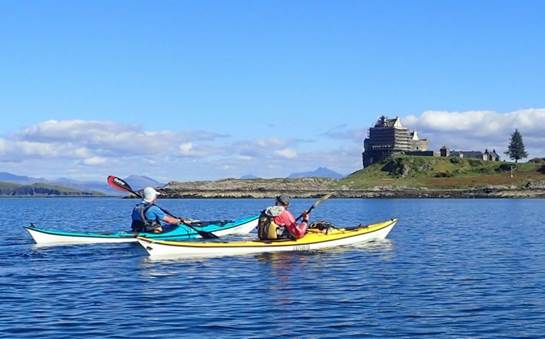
131;187;182;233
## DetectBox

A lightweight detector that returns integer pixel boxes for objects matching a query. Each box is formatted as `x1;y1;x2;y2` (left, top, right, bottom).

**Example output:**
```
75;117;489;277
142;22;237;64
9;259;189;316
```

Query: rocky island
160;156;545;199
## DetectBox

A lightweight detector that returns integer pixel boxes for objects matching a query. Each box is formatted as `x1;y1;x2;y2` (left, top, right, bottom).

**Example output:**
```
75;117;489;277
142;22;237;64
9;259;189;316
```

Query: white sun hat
143;187;161;202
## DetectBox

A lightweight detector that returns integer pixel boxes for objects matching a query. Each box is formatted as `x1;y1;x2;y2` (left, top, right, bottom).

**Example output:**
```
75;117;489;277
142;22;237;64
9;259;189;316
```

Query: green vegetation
339;155;545;189
0;182;103;196
505;129;528;163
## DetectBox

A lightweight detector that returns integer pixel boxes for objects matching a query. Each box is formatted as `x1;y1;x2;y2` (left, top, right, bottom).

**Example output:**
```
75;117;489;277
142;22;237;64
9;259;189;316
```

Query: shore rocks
158;178;545;199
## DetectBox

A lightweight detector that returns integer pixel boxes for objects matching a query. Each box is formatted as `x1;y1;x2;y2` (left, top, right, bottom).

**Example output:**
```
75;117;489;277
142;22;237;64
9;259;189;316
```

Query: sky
1;0;545;181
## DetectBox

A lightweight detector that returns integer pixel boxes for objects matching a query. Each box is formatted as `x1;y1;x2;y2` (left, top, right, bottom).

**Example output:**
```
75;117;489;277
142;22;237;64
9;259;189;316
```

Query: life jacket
131;202;161;232
257;206;288;240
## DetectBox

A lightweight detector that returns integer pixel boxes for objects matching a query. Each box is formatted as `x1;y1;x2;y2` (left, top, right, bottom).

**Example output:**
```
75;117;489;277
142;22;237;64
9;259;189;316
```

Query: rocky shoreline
159;178;545;199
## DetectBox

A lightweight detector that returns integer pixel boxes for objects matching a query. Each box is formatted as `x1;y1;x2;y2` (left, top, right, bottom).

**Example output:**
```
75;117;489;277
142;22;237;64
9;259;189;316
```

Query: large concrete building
362;116;428;167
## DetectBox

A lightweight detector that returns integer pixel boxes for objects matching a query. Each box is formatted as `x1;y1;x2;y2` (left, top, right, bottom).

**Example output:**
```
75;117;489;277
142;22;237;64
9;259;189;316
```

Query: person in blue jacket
131;187;182;233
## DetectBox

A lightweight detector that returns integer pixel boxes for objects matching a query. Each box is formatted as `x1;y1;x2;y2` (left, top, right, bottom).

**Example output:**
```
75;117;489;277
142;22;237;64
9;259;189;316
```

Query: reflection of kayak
24;216;259;245
138;218;398;258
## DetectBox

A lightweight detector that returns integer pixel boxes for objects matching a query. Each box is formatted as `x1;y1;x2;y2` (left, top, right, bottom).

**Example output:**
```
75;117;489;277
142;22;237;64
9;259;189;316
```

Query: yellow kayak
138;218;398;258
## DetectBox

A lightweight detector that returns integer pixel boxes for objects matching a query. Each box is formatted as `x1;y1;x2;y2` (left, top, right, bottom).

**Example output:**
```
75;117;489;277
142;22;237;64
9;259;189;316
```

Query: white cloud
0;139;77;159
17;141;61;157
82;156;107;166
73;147;93;158
179;142;194;155
18;119;225;157
0;138;7;154
177;142;210;158
274;148;298;159
22;120;128;140
403;108;545;156
0;120;228;164
405;109;545;135
323;124;365;142
256;138;285;148
232;137;298;160
235;155;254;161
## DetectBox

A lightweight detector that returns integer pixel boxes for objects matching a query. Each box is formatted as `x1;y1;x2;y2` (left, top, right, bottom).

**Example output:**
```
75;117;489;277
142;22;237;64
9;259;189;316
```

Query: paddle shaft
295;193;333;221
296;205;316;221
147;203;219;239
295;206;314;222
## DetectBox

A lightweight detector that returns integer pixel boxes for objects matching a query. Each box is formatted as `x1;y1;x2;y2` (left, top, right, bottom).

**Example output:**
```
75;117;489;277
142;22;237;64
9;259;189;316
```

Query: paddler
131;187;184;233
258;195;310;240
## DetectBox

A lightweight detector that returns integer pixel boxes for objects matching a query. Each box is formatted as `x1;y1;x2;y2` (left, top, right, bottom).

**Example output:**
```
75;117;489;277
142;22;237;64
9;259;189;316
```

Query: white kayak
138;218;398;258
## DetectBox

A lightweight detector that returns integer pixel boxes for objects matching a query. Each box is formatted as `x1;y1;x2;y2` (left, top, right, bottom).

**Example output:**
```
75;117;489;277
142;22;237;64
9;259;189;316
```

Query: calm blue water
1;198;545;338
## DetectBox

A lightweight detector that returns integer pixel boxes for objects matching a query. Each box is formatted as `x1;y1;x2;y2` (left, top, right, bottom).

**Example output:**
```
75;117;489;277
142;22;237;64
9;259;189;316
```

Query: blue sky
1;1;545;181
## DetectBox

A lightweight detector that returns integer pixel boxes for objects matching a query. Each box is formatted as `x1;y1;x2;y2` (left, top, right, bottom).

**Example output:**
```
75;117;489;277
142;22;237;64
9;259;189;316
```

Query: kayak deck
138;218;398;258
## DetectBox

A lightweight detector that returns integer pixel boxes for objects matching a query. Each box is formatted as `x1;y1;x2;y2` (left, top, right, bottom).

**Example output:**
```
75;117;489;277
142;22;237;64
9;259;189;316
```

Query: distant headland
159;156;545;199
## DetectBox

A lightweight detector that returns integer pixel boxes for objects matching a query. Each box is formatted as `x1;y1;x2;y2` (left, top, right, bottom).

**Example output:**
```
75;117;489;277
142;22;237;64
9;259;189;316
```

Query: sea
1;197;544;338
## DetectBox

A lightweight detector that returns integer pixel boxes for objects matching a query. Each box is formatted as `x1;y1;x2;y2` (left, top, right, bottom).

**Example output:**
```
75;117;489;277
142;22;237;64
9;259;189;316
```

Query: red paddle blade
107;176;136;194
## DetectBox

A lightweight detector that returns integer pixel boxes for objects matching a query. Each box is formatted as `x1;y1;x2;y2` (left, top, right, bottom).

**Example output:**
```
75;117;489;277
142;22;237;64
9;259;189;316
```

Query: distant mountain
240;174;260;180
0;181;104;196
0;172;44;184
124;175;164;190
54;178;122;196
288;167;344;179
0;171;122;195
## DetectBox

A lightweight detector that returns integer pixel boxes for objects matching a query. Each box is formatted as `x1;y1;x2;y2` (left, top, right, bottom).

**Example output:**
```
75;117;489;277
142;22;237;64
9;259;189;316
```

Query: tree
505;129;528;163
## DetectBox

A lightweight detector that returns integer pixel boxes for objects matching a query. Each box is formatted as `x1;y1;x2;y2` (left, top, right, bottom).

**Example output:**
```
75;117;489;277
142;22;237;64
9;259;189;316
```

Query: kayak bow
138;218;398;258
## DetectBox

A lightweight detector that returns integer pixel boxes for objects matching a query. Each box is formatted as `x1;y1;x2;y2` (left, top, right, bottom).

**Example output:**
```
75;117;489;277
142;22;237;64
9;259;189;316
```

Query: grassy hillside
0;181;104;196
339;156;545;189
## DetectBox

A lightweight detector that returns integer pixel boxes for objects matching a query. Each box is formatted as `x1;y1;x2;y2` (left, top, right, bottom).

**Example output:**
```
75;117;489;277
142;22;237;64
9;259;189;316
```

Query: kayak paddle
296;193;334;221
107;175;219;239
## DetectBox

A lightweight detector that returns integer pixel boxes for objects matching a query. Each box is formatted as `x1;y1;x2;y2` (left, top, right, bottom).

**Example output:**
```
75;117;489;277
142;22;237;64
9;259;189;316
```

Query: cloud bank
2;109;544;180
0;119;354;180
403;108;545;156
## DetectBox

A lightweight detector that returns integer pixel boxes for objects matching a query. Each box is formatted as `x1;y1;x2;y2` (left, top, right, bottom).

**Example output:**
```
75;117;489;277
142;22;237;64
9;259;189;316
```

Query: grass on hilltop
339;155;545;189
